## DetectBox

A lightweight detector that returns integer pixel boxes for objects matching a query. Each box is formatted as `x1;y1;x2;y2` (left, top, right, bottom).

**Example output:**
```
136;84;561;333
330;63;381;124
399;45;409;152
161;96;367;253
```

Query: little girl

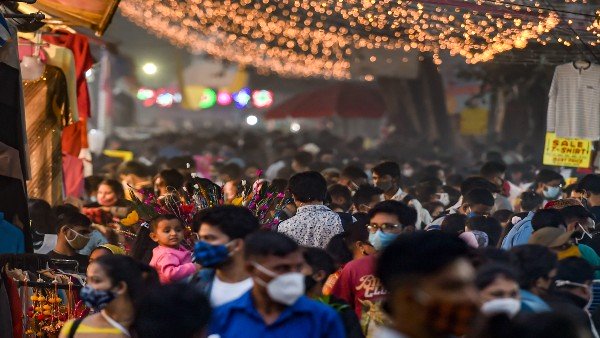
149;215;199;284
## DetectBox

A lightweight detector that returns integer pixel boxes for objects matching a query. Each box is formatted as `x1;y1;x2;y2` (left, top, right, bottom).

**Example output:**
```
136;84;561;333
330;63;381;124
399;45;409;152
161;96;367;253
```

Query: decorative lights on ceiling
120;0;599;79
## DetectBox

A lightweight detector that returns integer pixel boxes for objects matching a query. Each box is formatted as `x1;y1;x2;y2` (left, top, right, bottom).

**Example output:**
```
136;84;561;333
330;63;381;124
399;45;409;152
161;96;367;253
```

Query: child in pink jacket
149;215;199;284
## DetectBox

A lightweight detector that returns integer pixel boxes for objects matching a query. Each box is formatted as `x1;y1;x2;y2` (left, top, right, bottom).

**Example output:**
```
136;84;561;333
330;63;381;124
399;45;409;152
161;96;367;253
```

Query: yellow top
60;319;122;336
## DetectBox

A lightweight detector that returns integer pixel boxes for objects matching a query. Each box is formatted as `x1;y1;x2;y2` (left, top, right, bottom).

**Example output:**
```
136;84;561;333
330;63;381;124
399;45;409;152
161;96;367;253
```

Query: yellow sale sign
543;132;593;168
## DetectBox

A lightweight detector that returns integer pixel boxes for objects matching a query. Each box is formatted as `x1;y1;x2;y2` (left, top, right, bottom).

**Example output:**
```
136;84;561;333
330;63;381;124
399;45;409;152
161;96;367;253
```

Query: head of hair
156;169;185;191
130;226;157;264
531;209;565;232
460;177;499;195
288;171;328;203
341;165;368;181
28;199;57;234
493;209;514;224
293;151;314;168
559;205;592;225
353;185;384;206
554;257;594;288
57;211;91;231
372;161;401;179
534;169;564;185
118;161;150;178
99;179;126;200
84;176;104;196
480;161;507;179
219;163;242;180
475;264;518;290
131;284;211;338
303;247;336;277
377;232;471;291
520;191;544;212
149;214;181;233
93;255;159;306
467;216;503;247
415;182;440;203
53;204;79;219
578;174;600;194
464;188;495;207
367;200;418;228
192;205;260;238
441;214;467;235
244;232;299;259
510;312;585;338
510;244;558;290
325;233;354;267
328;184;352;205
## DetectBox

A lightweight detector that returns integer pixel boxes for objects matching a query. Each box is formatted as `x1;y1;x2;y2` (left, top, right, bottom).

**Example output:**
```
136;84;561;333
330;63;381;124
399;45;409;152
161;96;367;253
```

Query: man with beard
189;206;260;306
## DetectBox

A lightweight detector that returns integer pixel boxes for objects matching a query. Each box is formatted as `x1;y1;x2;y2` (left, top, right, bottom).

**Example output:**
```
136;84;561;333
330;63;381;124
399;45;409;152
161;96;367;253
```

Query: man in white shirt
190;205;260;306
277;171;343;248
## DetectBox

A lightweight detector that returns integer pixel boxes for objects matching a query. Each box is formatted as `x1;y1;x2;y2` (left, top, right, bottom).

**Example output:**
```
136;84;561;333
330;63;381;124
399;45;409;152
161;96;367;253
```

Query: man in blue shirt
0;212;24;254
208;231;346;338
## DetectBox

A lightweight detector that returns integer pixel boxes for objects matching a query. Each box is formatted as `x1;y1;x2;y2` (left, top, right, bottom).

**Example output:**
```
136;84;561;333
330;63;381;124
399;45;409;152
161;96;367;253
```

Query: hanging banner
543;132;592;168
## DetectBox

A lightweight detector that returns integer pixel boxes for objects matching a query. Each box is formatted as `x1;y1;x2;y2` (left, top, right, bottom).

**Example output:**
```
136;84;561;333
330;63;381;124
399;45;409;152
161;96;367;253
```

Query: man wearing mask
480;161;513;212
339;166;369;193
372;161;431;229
545;257;598;337
375;231;480;338
533;169;565;203
332;201;417;337
49;211;92;272
208;231;345;338
117;161;153;200
190;206;260;306
510;244;558;313
579;174;600;223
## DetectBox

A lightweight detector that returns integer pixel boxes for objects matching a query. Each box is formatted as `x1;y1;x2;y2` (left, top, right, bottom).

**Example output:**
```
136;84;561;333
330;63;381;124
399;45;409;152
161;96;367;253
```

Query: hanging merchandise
23;63;70;206
547;62;600;141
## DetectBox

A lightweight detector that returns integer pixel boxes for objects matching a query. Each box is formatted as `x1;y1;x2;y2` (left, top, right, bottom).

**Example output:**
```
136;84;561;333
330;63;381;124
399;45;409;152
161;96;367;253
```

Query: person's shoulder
213;290;251;314
342;255;375;271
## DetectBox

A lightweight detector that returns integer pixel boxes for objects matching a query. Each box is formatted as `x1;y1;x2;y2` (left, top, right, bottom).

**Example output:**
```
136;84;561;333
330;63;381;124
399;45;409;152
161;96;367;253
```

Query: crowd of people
6;130;600;338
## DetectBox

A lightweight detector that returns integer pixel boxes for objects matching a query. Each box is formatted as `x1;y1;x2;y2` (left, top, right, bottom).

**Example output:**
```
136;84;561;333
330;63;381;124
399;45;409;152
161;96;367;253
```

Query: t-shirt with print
331;255;388;337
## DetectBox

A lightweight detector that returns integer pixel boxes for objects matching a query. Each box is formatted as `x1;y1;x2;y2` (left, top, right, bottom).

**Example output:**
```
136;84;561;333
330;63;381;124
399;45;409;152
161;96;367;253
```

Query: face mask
80;285;116;310
193;241;231;268
252;262;305;306
66;229;91;250
368;230;399;251
416;290;479;337
557;245;582;260
437;193;450;207
543;186;561;199
375;180;393;193
481;298;521;318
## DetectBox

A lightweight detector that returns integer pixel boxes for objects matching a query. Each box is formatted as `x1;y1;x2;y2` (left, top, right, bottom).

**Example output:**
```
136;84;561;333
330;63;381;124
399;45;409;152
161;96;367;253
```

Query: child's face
150;219;184;248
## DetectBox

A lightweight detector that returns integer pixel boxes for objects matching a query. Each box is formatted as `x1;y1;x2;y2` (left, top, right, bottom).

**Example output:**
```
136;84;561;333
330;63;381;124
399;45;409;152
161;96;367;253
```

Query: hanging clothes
547;62;600;140
0;24;29;180
45;44;79;122
23;65;69;205
43;32;94;119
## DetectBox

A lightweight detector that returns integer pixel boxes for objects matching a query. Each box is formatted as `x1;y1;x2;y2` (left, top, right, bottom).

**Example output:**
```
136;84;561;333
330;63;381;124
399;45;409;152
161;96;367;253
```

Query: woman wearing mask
476;264;522;318
59;255;158;338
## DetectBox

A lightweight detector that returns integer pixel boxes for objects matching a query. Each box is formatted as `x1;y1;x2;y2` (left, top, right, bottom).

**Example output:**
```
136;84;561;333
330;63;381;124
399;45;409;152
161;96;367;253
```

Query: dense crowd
11;130;600;338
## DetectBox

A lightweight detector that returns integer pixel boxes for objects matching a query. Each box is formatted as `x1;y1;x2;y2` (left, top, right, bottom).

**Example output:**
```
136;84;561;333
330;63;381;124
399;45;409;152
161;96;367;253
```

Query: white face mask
481;298;521;318
436;193;450;207
252;262;305;306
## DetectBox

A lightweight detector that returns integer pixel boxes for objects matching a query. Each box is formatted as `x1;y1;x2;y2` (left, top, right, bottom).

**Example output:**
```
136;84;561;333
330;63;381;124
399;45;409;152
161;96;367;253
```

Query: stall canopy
19;0;120;35
265;84;386;120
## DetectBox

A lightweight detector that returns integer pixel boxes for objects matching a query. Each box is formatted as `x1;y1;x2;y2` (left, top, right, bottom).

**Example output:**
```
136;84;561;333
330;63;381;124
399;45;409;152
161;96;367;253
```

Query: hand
194;263;203;272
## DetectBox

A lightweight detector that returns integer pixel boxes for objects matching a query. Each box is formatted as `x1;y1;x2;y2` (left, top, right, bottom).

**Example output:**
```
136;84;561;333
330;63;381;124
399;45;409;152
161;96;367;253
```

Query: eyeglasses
366;223;400;233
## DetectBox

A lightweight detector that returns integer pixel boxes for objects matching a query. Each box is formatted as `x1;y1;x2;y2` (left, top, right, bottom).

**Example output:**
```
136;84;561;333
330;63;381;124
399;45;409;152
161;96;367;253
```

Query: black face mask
304;275;318;293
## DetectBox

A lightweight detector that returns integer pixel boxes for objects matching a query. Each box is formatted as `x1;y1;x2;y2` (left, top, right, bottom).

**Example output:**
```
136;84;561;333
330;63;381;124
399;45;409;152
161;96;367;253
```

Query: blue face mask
193;241;231;268
368;230;399;251
543;186;561;199
80;285;116;310
467;212;479;219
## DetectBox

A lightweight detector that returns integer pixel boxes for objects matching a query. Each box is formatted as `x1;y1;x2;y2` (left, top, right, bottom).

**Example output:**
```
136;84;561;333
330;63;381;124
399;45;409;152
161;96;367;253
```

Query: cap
544;198;582;210
528;227;573;248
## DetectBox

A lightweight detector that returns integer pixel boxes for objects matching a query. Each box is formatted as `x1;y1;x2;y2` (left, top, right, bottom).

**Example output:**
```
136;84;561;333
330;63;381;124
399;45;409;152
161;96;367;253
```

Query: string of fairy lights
119;0;600;79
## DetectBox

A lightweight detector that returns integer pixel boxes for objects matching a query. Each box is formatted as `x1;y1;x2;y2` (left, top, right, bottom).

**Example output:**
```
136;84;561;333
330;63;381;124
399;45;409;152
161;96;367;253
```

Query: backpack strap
68;317;84;338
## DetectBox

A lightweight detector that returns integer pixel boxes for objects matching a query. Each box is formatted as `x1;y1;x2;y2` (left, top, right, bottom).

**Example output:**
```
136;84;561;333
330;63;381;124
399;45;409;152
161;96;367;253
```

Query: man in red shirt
331;200;417;336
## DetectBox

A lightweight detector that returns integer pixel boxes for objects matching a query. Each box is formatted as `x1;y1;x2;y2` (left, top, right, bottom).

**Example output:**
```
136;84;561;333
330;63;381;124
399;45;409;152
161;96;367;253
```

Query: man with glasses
331;200;417;337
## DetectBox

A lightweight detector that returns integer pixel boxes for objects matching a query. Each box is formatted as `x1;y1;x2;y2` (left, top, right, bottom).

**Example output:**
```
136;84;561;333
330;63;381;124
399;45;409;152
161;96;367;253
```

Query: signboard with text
543;132;592;168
